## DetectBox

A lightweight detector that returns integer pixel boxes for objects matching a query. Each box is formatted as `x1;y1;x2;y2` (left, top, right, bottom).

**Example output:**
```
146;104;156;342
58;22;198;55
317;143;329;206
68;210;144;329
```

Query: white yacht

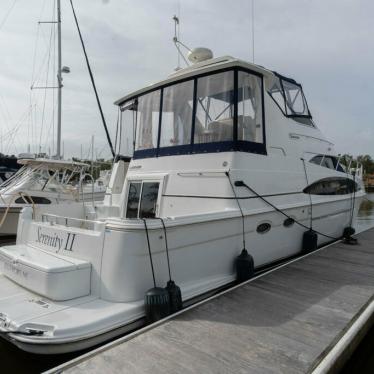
0;158;108;237
0;54;364;354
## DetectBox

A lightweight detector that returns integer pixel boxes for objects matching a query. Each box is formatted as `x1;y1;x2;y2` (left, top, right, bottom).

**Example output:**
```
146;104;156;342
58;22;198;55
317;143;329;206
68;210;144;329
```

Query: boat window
268;75;312;123
237;71;263;143
125;182;141;218
268;80;286;113
303;177;359;195
135;90;161;151
139;182;160;218
125;181;160;218
160;80;194;148
194;71;234;144
14;196;51;204
123;67;267;159
282;80;309;117
310;155;344;172
119;101;136;155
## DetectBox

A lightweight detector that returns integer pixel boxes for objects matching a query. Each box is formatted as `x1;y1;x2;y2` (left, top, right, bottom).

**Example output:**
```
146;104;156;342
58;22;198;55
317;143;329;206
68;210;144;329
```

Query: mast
56;0;62;159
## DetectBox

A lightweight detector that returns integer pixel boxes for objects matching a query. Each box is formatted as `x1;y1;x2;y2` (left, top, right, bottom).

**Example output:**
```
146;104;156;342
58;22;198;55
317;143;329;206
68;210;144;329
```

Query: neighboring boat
0;0;115;238
0;155;20;184
0;54;364;354
0;158;109;237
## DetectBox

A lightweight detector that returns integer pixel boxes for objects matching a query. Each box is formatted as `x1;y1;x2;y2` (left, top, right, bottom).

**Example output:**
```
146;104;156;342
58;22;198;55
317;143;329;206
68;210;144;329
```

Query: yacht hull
0;194;363;354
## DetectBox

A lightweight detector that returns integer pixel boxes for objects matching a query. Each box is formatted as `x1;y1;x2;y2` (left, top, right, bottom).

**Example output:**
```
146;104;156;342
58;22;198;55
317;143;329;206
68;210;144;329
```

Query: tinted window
139;182;159;218
126;182;141;218
303;177;358;195
257;222;271;233
15;196;51;204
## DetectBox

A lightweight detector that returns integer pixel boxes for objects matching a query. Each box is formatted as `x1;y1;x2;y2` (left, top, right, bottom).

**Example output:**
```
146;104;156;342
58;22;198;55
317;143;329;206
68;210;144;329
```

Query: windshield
0;164;86;196
269;75;311;119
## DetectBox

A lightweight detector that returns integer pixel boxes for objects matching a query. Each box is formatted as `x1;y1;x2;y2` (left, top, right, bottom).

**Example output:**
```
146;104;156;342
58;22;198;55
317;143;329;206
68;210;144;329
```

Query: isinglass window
194;71;234;144
237;71;263;143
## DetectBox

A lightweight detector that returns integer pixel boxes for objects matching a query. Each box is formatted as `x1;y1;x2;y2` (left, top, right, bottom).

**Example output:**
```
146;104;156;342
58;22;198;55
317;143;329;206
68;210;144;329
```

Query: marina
0;1;373;373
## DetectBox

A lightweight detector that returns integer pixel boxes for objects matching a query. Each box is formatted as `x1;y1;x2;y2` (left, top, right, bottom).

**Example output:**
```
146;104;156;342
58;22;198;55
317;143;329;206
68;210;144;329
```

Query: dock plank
63;228;374;374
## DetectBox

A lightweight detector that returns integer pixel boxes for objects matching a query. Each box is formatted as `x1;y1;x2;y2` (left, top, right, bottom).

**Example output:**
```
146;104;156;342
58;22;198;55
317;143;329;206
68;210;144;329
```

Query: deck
50;229;374;373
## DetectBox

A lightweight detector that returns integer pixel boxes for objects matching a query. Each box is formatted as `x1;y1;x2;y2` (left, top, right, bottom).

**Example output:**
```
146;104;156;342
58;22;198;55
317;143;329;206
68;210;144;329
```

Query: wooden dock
50;229;374;374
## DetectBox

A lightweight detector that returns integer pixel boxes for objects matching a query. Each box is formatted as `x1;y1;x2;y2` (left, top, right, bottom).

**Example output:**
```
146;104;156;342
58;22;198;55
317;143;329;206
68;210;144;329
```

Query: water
1;194;374;373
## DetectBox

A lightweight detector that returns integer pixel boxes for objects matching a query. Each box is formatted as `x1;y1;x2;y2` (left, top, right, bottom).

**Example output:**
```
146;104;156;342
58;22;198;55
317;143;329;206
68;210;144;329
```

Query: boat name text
36;227;76;252
4;262;28;279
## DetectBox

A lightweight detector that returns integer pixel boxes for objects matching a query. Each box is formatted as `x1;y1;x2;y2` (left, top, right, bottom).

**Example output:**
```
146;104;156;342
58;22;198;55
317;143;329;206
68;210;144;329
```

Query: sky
0;0;373;159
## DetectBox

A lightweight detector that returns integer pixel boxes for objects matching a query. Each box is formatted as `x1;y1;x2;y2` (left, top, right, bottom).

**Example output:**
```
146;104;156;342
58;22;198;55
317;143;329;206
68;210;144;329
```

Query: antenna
172;11;191;69
173;10;180;70
251;0;255;63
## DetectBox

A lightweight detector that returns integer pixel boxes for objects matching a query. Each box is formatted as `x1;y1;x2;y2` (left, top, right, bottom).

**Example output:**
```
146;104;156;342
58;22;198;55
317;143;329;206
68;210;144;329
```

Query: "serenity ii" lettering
36;227;76;252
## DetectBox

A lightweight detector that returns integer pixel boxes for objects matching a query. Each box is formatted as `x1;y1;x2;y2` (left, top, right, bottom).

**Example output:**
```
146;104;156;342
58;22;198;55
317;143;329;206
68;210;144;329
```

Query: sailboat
0;0;119;237
0;155;20;184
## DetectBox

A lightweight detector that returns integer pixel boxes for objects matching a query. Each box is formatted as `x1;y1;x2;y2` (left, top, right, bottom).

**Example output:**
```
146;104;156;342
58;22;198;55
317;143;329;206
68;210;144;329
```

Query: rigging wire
0;0;18;32
0;96;19;154
69;0;115;158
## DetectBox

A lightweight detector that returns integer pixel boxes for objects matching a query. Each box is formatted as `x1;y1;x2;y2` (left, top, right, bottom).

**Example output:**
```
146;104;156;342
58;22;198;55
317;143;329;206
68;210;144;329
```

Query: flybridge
115;57;314;160
119;66;267;159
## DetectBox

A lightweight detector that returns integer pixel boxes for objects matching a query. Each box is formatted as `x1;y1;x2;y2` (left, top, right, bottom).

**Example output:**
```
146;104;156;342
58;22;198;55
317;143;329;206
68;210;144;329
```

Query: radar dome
187;48;214;64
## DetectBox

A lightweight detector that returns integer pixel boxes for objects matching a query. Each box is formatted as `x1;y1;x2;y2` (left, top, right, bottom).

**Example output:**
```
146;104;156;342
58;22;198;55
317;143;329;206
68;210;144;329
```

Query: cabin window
125;181;160;218
194;71;234;144
303;177;359;195
160;80;194;148
125;182;142;218
257;222;271;234
139;182;160;218
15;196;51;204
135;90;161;151
237;71;263;143
310;155;344;172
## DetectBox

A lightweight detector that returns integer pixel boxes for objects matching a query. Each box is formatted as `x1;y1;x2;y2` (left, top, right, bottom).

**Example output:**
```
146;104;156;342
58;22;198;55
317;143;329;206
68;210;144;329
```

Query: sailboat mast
56;0;62;159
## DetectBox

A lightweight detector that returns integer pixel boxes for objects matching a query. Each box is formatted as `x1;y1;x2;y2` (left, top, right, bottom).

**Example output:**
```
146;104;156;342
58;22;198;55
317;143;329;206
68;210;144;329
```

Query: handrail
41;213;98;228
